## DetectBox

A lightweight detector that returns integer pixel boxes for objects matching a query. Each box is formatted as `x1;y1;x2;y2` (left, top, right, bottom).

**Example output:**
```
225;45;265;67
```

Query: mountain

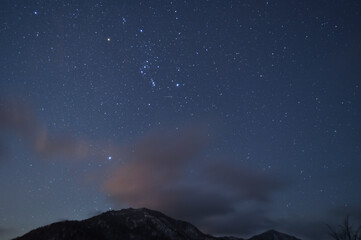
13;208;300;240
248;229;301;240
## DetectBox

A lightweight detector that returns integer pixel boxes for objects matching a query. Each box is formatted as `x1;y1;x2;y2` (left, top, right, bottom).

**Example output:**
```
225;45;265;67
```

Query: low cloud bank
4;98;355;239
103;127;287;235
0;99;289;236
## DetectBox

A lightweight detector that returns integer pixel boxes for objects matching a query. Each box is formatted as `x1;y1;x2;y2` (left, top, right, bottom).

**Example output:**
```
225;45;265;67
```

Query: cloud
103;127;288;235
330;205;361;222
0;99;89;159
103;127;209;211
268;208;361;240
203;162;287;202
273;217;329;240
201;209;275;237
0;99;37;137
0;99;291;237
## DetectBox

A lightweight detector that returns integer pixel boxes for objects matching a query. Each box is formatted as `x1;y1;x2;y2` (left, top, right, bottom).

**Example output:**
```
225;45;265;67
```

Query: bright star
108;156;112;160
107;38;111;42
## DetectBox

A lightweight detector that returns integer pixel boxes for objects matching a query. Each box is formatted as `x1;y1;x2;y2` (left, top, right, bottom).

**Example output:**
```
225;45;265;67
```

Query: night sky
1;1;361;239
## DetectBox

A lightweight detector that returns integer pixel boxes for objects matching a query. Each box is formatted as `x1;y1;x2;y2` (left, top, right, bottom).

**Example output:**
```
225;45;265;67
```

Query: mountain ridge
13;208;301;240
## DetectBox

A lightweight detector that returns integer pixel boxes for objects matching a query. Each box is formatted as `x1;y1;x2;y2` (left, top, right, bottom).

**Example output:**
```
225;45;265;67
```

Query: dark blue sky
1;1;360;239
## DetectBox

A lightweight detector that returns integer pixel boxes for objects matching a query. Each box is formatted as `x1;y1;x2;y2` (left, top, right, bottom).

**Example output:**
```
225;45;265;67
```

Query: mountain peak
102;207;166;217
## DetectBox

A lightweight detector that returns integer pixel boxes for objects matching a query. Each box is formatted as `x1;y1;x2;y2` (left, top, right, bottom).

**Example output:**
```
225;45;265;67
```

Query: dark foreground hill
13;208;301;240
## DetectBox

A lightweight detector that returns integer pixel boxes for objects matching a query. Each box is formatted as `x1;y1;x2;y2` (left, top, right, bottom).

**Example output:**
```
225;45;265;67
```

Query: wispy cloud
0;99;89;158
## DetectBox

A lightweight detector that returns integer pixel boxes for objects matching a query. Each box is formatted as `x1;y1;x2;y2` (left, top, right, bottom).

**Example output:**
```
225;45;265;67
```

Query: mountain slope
13;208;300;240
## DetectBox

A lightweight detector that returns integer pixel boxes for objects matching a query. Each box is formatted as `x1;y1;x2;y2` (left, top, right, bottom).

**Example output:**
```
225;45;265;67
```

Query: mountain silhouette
248;229;301;240
13;208;301;240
